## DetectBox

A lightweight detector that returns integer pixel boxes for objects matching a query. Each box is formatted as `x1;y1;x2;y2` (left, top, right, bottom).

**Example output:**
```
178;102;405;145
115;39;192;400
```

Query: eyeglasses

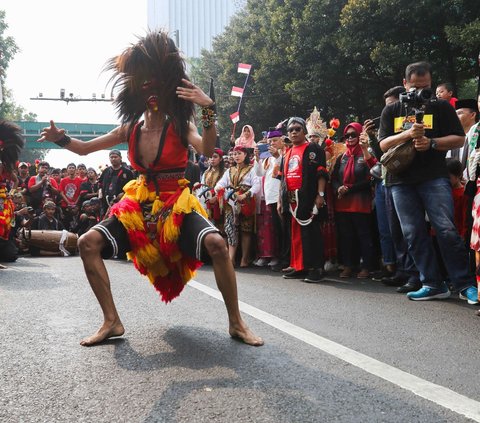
344;133;358;139
287;126;303;133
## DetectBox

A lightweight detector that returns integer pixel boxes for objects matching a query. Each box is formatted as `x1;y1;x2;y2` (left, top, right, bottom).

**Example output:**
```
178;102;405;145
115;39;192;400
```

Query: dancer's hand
37;120;65;143
176;78;213;107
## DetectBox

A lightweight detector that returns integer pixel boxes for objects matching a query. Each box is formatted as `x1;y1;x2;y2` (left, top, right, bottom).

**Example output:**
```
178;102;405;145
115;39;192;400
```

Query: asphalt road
1;256;480;422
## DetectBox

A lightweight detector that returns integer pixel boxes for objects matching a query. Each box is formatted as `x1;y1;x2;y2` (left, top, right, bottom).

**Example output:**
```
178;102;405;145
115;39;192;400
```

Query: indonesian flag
230;112;240;123
231;86;244;97
237;63;252;74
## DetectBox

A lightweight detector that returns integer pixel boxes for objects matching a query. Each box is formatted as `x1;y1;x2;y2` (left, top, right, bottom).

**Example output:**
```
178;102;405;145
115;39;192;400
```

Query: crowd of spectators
2;61;480;315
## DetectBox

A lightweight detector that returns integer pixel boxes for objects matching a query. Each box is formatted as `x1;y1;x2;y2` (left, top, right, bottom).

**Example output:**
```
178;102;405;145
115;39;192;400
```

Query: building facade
147;0;246;58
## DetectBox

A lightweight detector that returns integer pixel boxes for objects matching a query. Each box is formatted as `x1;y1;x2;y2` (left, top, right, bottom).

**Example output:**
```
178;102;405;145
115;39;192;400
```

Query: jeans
375;182;396;265
384;185;419;281
391;178;474;290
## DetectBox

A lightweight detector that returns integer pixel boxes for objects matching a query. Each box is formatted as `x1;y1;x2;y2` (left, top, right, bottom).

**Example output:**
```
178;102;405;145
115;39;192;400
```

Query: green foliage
192;0;480;140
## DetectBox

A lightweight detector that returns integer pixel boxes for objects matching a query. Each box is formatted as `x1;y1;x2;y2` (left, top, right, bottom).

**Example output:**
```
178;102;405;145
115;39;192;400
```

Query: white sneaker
324;260;337;272
268;258;280;267
254;257;269;267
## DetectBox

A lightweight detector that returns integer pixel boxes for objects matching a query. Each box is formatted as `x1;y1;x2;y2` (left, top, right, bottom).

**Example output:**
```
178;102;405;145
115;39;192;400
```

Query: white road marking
189;280;480;422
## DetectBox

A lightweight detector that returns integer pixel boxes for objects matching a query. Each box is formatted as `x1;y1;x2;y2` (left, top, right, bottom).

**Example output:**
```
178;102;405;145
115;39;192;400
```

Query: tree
193;0;480;138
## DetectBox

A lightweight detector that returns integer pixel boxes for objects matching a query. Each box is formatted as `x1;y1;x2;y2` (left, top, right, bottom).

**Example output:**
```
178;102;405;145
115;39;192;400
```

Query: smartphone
371;116;381;128
258;144;269;154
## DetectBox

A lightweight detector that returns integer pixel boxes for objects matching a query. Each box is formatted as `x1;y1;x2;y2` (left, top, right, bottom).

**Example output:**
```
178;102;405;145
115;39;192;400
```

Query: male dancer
38;31;263;347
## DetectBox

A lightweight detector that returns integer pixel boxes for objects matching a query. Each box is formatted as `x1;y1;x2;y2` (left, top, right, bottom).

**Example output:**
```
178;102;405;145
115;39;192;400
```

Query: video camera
399;87;435;108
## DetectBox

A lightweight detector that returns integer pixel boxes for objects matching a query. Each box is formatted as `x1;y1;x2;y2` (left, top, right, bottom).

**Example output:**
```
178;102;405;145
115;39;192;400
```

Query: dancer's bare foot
229;322;264;346
80;321;125;346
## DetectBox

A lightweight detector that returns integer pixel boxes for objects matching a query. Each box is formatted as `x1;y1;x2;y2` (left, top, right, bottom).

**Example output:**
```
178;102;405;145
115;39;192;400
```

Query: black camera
399;88;435;108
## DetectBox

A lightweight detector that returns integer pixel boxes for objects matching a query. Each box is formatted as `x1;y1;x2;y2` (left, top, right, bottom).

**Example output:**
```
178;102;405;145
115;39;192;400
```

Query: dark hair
384;86;406;100
67;163;76;168
0;121;24;173
51;168;61;174
107;30;194;148
405;61;432;82
38;161;49;168
437;82;453;93
446;158;462;178
77;163;86;169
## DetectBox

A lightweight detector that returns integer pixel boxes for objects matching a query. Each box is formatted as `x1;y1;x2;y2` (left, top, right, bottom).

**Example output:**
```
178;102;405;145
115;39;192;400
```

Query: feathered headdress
306;106;328;139
105;30;194;147
0;120;24;173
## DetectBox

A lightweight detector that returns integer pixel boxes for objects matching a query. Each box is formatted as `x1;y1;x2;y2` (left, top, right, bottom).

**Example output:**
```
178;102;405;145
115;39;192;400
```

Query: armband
54;134;71;148
201;103;216;129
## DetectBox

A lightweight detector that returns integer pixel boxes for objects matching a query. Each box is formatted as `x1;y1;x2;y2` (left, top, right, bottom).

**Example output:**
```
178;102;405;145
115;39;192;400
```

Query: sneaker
304;269;324;283
324;260;337;272
254;257;270;267
268;258;280;267
459;286;479;305
283;269;308;279
371;269;394;282
407;285;451;301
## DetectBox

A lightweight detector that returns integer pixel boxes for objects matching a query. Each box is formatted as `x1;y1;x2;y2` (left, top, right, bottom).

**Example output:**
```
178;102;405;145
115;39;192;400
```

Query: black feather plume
0;120;24;173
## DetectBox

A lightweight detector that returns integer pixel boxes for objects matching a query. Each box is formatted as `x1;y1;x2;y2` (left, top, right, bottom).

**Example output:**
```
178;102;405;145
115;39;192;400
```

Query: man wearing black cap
98;149;135;217
451;99;480;172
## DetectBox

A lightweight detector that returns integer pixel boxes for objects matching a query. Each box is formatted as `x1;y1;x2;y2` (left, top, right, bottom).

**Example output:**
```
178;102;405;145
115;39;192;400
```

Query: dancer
0;120;25;264
38;31;263;347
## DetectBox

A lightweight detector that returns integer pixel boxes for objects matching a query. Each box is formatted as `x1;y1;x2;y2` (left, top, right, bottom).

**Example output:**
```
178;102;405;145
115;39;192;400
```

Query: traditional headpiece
306;106;328;138
267;129;283;139
0;121;24;173
213;148;224;157
287;117;307;133
106;30;194;147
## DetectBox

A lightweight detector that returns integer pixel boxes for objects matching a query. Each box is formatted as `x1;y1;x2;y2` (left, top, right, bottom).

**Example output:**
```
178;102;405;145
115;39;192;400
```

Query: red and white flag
231;86;244;97
230;111;240;123
237;63;252;74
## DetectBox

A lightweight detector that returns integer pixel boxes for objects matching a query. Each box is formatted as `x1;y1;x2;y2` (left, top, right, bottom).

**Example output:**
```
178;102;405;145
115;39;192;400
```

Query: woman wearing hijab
331;122;377;279
232;125;256;149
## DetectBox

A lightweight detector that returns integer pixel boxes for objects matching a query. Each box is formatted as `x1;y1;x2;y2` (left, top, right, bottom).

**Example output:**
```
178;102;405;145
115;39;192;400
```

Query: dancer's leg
78;229;124;346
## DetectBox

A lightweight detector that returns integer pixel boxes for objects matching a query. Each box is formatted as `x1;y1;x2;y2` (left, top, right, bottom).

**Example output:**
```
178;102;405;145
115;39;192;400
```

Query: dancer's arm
37;120;125;155
176;79;216;157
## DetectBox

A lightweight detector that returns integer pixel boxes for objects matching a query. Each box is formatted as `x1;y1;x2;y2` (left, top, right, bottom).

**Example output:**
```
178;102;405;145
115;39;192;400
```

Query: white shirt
253;156;281;205
214;165;261;197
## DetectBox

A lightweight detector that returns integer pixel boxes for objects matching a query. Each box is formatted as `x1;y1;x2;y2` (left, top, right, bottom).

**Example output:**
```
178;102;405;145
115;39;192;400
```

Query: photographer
378;61;477;303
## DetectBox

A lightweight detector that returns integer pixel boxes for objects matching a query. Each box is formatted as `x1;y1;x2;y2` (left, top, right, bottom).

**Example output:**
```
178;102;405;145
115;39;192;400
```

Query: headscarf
235;125;256;148
342;122;363;188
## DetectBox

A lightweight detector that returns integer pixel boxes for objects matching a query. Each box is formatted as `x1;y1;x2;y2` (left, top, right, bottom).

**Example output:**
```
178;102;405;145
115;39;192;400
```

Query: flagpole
236;71;251;114
230;63;252;140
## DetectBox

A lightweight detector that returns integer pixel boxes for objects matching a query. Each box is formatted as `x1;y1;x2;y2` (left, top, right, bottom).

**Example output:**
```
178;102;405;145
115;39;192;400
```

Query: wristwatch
429;138;438;150
318;191;325;197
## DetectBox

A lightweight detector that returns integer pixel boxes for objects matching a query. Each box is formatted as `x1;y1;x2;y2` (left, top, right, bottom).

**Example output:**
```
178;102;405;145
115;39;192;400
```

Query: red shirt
59;176;83;206
284;142;309;191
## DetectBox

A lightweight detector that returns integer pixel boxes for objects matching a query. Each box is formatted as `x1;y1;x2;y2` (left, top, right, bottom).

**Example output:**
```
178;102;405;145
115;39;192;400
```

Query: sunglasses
344;133;358;139
287;126;303;133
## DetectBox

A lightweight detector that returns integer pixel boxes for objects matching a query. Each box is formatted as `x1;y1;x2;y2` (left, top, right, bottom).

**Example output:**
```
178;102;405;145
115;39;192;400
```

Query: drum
22;229;78;255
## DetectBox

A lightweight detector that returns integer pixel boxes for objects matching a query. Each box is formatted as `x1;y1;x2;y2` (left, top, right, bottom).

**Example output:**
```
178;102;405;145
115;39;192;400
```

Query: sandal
339;267;352;278
357;269;370;279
